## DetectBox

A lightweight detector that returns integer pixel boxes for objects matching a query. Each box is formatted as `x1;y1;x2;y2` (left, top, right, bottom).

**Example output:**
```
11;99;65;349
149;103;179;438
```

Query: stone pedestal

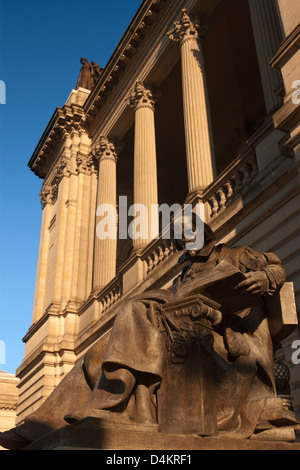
22;418;300;450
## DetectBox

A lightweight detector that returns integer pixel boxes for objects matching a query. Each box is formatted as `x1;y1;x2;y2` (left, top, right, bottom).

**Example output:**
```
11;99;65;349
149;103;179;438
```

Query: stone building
13;0;300;426
0;371;19;449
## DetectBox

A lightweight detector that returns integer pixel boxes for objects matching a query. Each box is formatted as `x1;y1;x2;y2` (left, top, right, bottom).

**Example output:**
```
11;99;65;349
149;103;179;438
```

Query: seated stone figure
1;219;299;449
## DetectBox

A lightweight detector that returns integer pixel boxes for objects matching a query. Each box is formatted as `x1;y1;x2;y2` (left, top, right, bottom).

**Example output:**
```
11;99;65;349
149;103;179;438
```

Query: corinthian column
128;81;159;250
248;0;283;114
168;9;215;194
92;136;118;291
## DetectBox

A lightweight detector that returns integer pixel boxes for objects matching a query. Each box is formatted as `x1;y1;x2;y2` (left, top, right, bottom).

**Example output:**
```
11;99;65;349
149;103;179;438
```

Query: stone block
266;282;298;345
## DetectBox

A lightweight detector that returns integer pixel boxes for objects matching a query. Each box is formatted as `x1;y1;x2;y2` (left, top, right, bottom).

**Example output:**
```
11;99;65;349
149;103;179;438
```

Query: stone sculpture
76;57;102;91
0;217;299;449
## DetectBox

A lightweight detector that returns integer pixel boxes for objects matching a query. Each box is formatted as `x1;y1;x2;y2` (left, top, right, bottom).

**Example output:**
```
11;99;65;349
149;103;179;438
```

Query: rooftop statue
76;57;102;91
1;216;299;449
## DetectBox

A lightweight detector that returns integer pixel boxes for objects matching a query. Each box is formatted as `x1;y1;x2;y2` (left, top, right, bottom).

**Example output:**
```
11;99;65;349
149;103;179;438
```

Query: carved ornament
76;152;97;175
92;136;121;165
128;81;159;111
167;9;208;45
39;158;71;207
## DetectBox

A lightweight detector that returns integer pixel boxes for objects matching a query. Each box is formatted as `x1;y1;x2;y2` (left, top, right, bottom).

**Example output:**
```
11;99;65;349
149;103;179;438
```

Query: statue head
80;57;88;65
172;211;216;258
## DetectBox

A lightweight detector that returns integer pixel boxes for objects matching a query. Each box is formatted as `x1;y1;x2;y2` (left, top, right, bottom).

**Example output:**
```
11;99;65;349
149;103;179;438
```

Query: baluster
153;250;159;269
242;163;252;190
249;155;258;179
217;187;226;210
233;171;243;197
224;179;235;204
209;194;219;218
163;240;170;257
147;255;154;273
158;245;164;263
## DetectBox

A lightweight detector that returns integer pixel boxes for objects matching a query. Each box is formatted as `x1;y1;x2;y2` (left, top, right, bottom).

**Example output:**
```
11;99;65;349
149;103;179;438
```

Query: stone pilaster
128;81;159;250
168;9;215;194
92;136;119;291
248;0;283;114
31;201;52;323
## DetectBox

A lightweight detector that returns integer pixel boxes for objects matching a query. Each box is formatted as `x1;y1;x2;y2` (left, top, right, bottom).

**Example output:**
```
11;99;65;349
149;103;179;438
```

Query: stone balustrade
95;277;123;316
142;238;175;277
204;150;258;219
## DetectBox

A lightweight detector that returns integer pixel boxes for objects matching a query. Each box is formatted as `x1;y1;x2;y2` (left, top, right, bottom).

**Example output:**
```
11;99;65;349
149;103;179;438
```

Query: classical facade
14;0;300;427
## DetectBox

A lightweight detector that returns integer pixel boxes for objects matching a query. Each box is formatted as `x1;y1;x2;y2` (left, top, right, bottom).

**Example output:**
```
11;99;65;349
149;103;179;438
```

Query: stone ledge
22;418;300;451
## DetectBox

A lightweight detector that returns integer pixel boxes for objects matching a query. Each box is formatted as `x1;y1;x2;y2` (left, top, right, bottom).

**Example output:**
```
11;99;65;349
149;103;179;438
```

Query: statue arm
235;250;286;296
262;252;286;295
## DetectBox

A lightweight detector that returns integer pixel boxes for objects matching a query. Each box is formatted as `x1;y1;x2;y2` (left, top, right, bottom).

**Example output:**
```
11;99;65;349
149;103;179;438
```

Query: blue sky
0;0;142;374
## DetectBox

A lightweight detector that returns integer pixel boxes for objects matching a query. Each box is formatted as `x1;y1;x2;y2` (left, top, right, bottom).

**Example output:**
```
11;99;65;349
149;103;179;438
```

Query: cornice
270;23;300;70
90;0;196;144
28;103;86;179
83;0;220;127
84;0;167;119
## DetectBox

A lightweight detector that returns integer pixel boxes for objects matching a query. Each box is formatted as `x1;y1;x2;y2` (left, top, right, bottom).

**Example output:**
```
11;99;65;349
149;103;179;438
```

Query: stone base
22;418;300;451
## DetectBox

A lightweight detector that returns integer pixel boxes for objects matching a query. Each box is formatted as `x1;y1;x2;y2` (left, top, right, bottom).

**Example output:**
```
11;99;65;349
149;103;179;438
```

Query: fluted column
92;136;118;291
168;9;215;194
248;0;283;114
129;81;159;250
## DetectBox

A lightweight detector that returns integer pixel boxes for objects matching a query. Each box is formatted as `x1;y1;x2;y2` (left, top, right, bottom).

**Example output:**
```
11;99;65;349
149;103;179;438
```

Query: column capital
128;81;160;111
39;157;71;207
92;136;121;165
39;183;56;207
76;152;97;176
167;9;208;45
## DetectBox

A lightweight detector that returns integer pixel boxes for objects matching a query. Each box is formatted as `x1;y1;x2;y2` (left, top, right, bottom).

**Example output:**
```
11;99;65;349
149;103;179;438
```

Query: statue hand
235;271;269;295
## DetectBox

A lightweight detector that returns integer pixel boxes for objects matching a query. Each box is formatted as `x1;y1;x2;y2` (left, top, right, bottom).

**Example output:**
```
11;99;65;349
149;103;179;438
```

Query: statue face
173;214;205;252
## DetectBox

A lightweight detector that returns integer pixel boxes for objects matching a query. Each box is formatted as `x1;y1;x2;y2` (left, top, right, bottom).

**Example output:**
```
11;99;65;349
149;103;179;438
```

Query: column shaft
31;202;52;322
168;10;215;193
181;37;215;190
92;137;118;291
248;0;283;113
129;82;159;250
